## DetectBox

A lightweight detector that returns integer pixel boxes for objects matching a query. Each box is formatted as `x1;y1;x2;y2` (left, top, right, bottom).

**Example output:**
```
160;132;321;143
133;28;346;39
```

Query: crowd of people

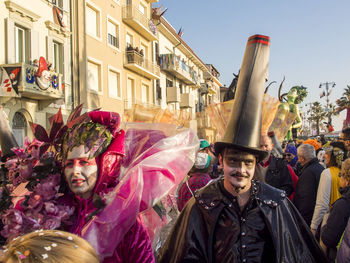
1;34;350;263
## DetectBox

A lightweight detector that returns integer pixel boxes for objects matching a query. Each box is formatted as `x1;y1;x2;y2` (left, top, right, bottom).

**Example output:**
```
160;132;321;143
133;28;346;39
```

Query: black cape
159;179;328;263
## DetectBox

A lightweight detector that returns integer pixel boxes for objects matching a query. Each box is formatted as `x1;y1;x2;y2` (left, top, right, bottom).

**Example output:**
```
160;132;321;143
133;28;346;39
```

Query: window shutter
6;18;15;63
46;36;53;64
63;43;70;84
31;30;39;61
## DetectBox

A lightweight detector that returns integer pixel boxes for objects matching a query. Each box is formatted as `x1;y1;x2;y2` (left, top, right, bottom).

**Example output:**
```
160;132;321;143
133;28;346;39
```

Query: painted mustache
229;172;250;179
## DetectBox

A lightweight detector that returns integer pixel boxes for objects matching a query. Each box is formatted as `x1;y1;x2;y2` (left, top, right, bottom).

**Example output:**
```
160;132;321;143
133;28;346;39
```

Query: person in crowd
0;230;99;263
321;158;350;262
311;141;345;236
304;138;323;157
337;216;350;263
177;146;212;211
159;34;327;263
294;144;325;226
340;127;350;157
60;111;155;263
284;143;303;177
259;134;294;197
284;143;298;169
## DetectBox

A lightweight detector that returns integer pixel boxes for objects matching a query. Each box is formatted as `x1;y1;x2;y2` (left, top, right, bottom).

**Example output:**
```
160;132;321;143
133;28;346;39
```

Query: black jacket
265;156;294;196
159;179;327;263
293;158;325;226
322;186;350;248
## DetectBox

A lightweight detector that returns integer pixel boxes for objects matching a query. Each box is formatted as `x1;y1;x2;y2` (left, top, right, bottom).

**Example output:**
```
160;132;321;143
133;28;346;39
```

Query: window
15;25;29;63
141;84;149;103
86;3;100;39
53;41;63;74
12;112;27;147
140;43;147;59
126;77;135;109
166;79;173;87
154;42;159;64
87;60;101;92
108;69;121;98
53;0;63;8
126;33;133;48
139;3;146;15
107;19;119;49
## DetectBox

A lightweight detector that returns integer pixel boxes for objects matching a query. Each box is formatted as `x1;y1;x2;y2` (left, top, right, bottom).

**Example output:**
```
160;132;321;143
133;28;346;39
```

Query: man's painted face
64;145;98;199
219;149;256;194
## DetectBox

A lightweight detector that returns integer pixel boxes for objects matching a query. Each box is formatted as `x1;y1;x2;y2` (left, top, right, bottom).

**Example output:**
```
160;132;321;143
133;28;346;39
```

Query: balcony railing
122;4;158;41
159;54;199;86
0;62;64;101
124;50;160;79
108;34;119;49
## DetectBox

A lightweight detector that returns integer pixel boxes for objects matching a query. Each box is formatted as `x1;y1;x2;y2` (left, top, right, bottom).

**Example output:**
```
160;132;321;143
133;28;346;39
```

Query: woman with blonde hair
1;230;99;263
311;141;345;236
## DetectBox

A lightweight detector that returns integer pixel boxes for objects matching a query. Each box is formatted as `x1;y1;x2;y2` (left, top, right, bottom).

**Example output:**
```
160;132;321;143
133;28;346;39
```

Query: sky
155;0;350;131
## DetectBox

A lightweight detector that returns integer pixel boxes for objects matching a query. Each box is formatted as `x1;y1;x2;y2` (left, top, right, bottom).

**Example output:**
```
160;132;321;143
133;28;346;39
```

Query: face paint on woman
64;145;98;199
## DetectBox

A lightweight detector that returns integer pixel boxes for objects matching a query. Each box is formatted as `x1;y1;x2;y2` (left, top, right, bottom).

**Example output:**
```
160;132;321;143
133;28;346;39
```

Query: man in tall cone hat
159;35;328;263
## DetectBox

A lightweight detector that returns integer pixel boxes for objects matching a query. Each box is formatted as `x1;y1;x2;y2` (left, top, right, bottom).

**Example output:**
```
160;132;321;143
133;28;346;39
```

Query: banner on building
0;67;21;97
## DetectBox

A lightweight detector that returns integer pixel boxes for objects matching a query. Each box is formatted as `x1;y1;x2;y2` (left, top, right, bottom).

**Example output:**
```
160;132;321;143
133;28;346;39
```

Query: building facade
71;0;160;115
0;0;223;146
0;0;72;146
157;17;209;131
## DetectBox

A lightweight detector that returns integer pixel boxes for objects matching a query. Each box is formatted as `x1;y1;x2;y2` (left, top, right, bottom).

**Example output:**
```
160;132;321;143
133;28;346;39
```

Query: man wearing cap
159;35;327;263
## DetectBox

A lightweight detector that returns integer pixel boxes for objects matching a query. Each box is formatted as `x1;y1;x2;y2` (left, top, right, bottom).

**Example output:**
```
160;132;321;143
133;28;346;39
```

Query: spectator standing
177;147;212;211
294;144;325;226
259;134;294;196
311;142;345;236
321;158;350;262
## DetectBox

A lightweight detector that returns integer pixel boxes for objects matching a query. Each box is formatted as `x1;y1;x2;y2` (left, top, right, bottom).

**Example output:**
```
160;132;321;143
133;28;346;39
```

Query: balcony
122;4;158;41
180;93;195;108
166;86;180;103
0;63;64;102
124;51;160;79
199;83;209;94
159;54;199;86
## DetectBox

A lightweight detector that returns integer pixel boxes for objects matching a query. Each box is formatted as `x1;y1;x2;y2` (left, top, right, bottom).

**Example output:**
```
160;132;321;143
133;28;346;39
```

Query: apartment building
0;0;72;146
71;0;159;115
157;17;209;131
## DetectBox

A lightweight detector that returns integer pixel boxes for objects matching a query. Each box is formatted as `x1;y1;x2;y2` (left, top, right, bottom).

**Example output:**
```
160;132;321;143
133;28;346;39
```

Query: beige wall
73;0;157;115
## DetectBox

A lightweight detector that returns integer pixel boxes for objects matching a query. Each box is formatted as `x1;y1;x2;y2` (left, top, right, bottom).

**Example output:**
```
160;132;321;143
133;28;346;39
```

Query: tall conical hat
214;34;270;161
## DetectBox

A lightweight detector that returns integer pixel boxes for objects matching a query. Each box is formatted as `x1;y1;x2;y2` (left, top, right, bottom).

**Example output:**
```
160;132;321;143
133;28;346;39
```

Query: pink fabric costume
65;111;154;263
65;111;198;262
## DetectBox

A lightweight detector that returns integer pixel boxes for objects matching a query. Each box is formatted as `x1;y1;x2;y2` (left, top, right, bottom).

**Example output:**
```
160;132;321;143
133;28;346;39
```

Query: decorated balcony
159;54;199;86
124;50;160;79
122;4;158;41
0;62;64;101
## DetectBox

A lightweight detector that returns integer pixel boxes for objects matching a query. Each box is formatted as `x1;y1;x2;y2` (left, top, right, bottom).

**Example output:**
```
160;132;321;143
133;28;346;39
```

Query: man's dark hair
342;127;350;139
